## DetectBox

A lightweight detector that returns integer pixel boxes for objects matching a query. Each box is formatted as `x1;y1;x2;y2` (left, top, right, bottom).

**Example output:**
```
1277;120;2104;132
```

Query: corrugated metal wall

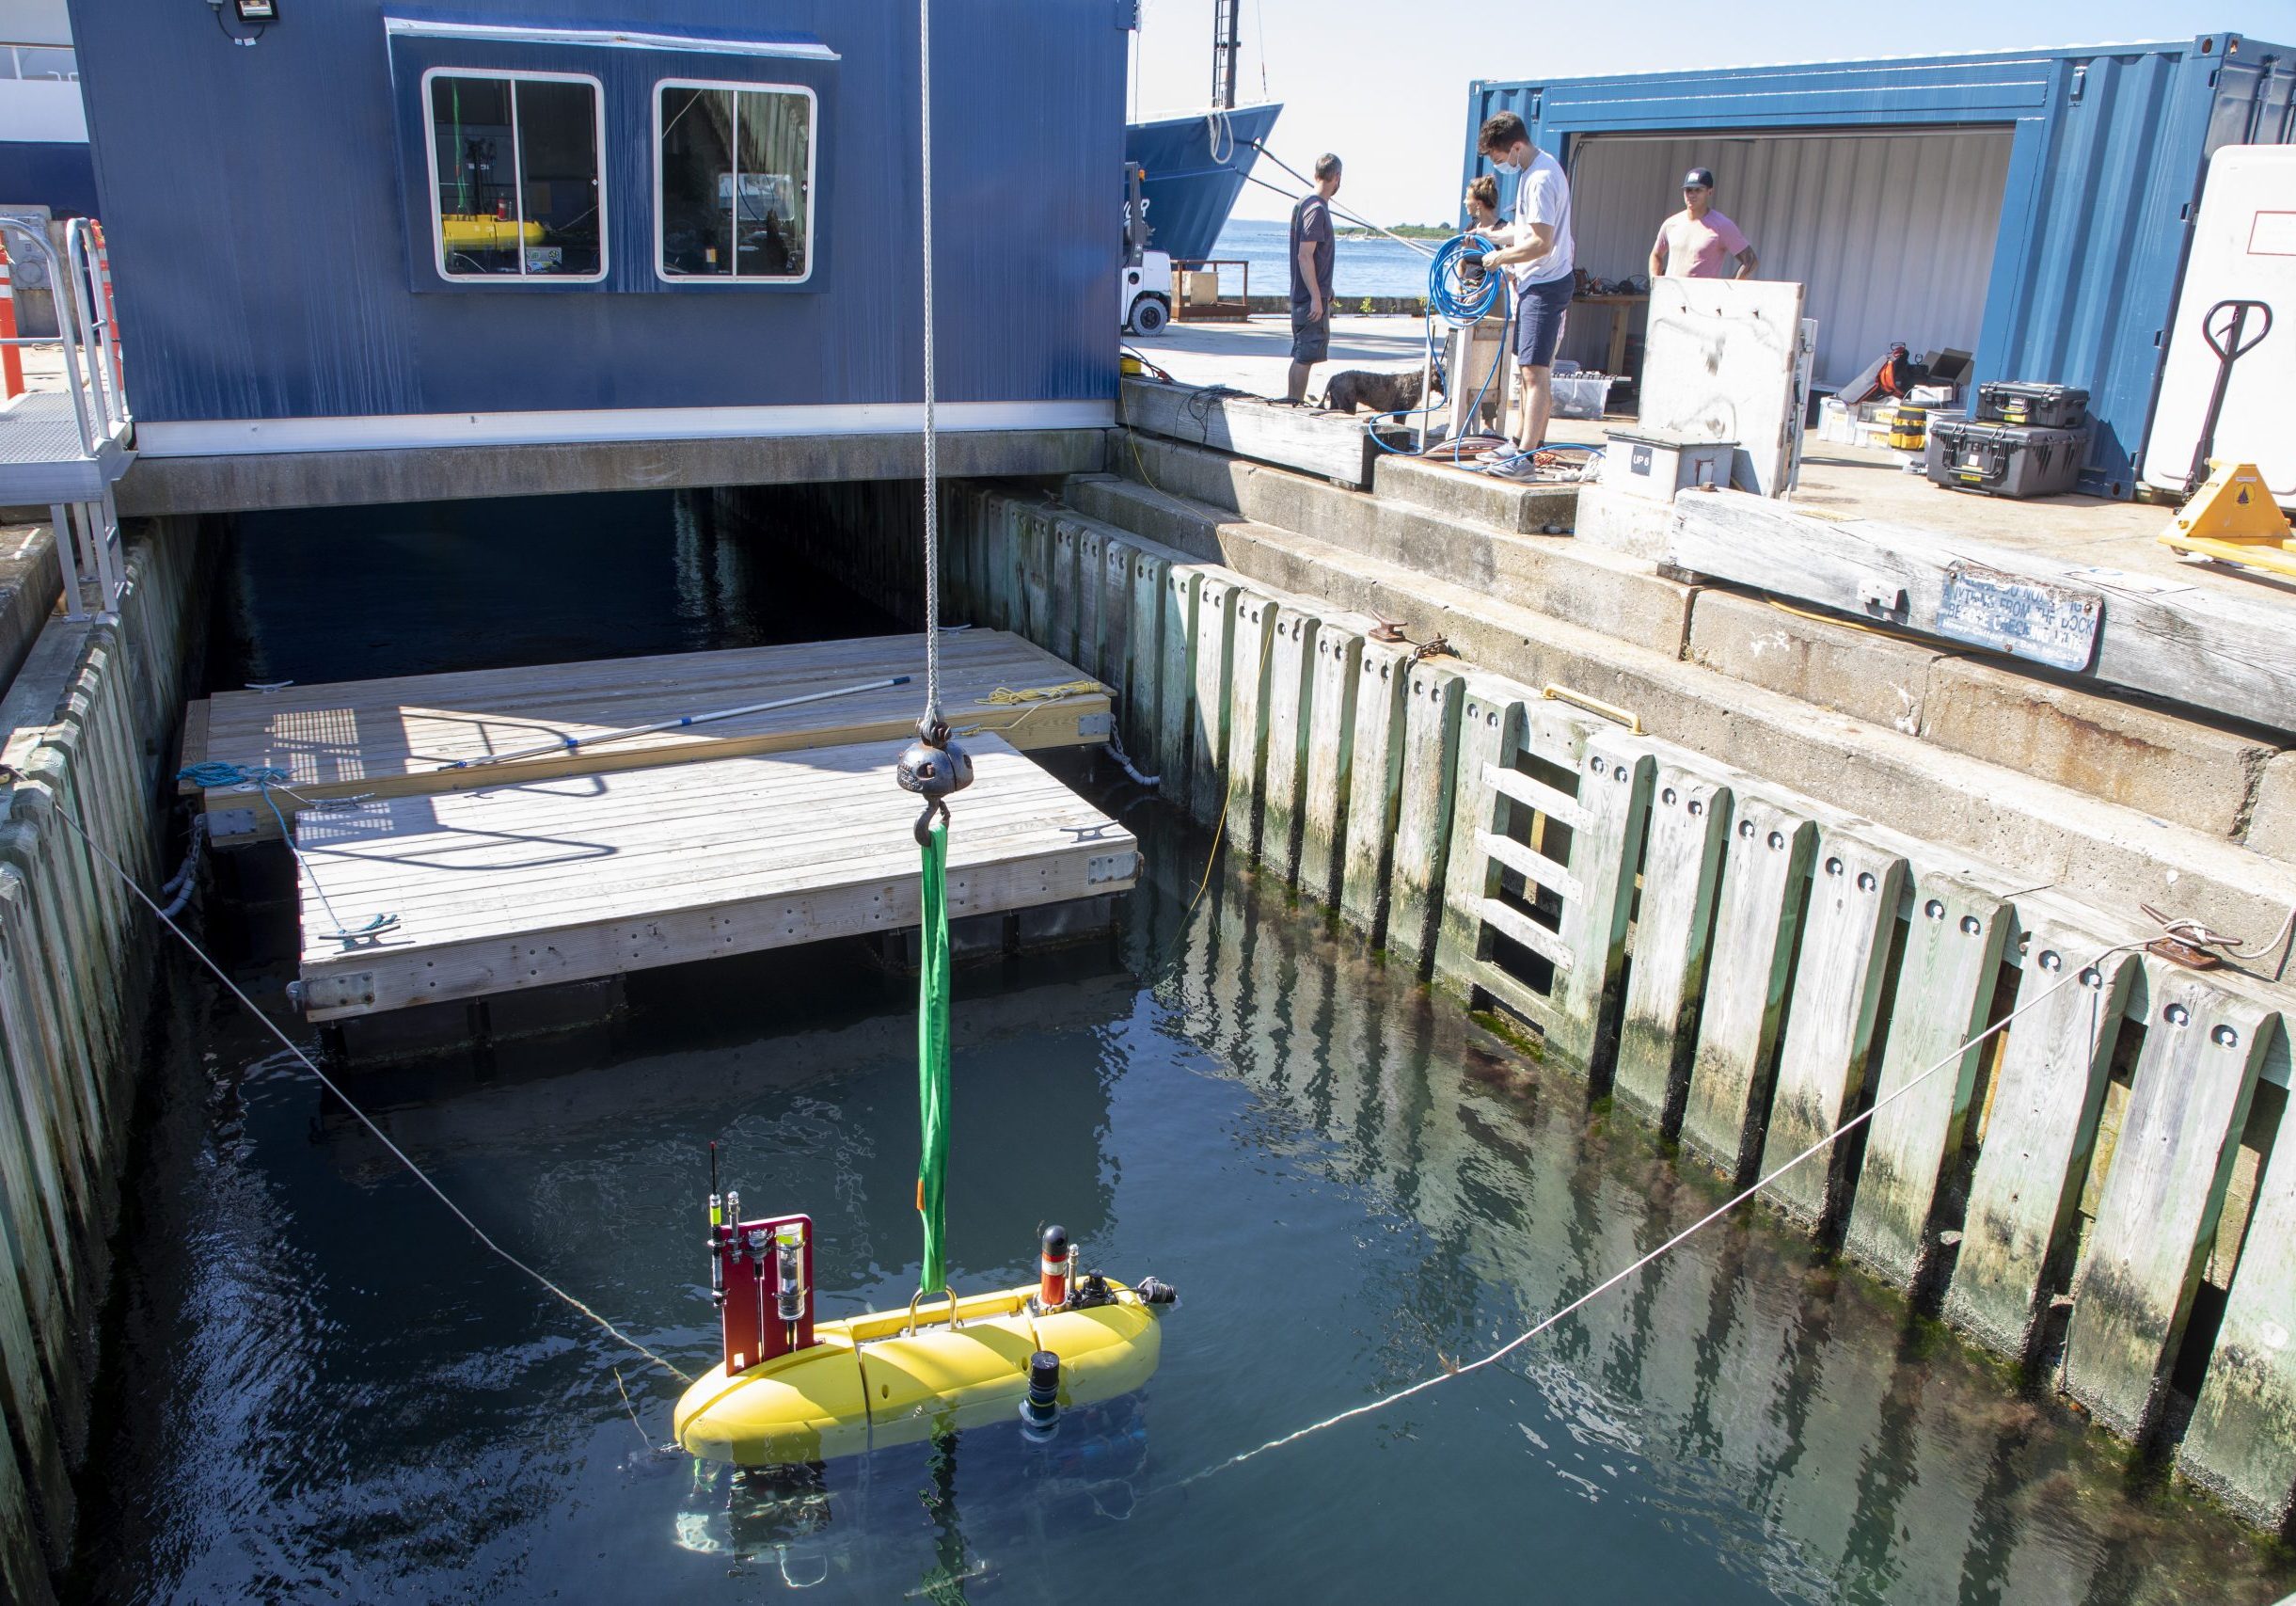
67;0;1128;425
1562;130;2010;389
1465;33;2296;494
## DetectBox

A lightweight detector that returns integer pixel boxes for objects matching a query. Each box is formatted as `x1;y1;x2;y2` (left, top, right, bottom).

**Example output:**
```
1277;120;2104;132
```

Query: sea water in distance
1210;216;1437;300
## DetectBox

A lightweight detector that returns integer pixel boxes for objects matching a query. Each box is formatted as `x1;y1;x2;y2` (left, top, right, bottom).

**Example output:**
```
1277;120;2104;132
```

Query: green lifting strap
915;819;953;1295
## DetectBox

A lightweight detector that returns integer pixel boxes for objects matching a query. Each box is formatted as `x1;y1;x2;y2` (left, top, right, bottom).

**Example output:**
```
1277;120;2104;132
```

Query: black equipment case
1925;417;2091;499
1973;380;2089;429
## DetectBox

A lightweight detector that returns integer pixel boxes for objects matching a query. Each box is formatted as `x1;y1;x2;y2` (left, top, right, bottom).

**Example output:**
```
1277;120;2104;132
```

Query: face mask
1494;157;1524;177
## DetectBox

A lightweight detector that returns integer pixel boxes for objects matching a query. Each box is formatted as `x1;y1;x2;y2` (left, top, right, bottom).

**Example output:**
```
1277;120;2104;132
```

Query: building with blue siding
1465;33;2293;495
68;0;1127;488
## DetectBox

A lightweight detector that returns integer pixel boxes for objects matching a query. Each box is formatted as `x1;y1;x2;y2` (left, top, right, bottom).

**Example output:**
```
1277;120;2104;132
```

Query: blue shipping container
1465;33;2295;494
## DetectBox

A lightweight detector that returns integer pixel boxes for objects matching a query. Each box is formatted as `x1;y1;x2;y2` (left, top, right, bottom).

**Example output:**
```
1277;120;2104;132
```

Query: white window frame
420;65;609;285
652;77;819;287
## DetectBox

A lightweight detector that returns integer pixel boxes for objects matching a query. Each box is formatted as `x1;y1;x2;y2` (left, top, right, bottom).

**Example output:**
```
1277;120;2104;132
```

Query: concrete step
1109;432;2295;864
1368;453;1580;535
1063;469;2296;960
1116;429;1695;654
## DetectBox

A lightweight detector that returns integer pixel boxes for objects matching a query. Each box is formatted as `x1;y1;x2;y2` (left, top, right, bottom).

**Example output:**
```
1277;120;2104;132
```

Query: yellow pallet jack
2157;297;2295;579
2161;460;2296;577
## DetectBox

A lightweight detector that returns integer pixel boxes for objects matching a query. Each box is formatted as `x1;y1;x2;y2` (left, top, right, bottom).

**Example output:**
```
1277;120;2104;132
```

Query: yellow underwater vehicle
673;1178;1176;1468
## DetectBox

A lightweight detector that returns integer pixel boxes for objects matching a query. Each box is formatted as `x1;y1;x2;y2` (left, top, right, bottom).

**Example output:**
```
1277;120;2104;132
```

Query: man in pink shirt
1649;168;1758;280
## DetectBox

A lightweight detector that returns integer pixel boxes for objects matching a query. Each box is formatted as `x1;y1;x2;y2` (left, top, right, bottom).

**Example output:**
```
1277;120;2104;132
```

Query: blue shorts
1512;275;1574;369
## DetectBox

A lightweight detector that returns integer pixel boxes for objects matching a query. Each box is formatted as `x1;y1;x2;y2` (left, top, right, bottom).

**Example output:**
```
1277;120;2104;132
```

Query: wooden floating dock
182;629;1109;843
293;733;1135;1021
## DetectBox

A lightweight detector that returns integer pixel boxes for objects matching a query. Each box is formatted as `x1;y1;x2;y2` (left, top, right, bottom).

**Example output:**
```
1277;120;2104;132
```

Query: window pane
658;87;736;278
431;75;522;276
514;79;600;278
733;89;809;279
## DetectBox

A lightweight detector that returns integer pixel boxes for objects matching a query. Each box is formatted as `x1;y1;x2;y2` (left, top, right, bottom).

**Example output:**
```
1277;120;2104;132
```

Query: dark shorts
1291;310;1330;364
1512;274;1574;369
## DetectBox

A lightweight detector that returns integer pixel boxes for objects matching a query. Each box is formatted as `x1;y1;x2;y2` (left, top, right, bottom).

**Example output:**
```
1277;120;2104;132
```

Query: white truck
1120;166;1171;337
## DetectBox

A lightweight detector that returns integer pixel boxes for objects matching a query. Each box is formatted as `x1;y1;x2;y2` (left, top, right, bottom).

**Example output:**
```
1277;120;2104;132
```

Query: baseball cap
1682;167;1716;189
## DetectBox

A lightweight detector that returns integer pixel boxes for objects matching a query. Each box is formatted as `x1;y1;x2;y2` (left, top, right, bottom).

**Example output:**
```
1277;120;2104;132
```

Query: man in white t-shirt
1470;110;1576;458
1649;167;1758;280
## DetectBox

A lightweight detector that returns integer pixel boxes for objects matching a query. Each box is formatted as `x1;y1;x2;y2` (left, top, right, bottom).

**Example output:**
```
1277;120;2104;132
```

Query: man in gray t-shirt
1287;152;1341;403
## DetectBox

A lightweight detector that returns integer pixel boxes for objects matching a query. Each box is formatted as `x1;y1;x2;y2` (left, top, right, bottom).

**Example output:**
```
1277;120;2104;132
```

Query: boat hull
1125;103;1282;263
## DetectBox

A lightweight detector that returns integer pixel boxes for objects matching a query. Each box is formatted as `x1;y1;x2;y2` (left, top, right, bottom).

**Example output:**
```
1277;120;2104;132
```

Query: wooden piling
1297;616;1370;908
1050;518;1081;665
1612;757;1734;1134
1384;660;1465;973
0;519;201;1599
1100;535;1133;713
1223;589;1278;858
0;867;91;1576
1156;564;1198;797
1188;575;1237;828
1842;869;2013;1292
2179;1026;2296;1528
0;946;78;1412
1073;522;1106;688
1544;721;1655;1077
0;1411;54;1605
1755;828;1906;1231
984;495;1017;632
1940;913;2138;1363
1123;544;1164;761
2062;968;2272;1440
1012;504;1046;643
1337;638;1412;940
1258;603;1320;884
1678;795;1817;1182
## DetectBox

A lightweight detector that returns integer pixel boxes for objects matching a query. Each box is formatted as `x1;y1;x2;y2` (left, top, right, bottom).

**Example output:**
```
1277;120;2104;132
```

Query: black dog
1321;360;1445;416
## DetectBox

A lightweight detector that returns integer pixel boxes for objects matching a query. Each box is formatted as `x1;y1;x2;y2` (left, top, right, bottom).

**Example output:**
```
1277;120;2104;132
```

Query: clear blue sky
1129;0;2296;224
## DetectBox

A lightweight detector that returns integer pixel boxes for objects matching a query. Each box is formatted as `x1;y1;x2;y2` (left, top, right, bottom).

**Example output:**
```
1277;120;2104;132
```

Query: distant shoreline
1338;224;1451;241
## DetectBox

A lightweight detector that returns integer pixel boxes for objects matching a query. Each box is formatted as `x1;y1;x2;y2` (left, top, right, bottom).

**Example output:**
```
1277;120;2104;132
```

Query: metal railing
0;42;77;82
0;215;133;617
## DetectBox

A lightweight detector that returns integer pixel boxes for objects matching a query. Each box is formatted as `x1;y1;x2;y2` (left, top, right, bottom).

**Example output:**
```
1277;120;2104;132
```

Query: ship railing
0;215;133;618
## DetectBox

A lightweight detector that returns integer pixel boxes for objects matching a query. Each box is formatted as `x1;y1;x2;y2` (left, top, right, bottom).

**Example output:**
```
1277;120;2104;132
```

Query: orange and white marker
89;220;120;367
0;241;23;399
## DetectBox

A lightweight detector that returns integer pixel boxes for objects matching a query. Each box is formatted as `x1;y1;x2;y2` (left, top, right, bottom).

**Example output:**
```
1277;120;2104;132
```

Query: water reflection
71;800;2296;1604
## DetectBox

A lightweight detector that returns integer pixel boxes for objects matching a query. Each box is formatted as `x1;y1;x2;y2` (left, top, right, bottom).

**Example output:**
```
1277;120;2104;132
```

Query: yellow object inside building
2159;460;2296;579
439;215;547;252
673;1280;1164;1466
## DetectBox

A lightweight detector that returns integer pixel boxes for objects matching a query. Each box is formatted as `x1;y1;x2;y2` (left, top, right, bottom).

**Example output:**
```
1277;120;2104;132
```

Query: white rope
1174;937;2144;1488
42;793;694;1384
918;0;941;719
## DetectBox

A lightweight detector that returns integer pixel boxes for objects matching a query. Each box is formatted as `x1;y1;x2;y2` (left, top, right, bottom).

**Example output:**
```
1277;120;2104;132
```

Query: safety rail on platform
0;215;132;621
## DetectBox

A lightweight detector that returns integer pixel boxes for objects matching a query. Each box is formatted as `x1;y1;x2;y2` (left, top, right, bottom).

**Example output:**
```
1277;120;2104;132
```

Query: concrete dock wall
0;520;200;1602
924;476;2296;1534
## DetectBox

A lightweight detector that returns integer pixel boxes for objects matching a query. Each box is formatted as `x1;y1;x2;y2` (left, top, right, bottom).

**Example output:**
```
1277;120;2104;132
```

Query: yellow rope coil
984;679;1104;705
951;680;1109;739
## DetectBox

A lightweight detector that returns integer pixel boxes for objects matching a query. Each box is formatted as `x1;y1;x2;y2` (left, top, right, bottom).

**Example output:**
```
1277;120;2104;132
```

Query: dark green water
72;801;2296;1605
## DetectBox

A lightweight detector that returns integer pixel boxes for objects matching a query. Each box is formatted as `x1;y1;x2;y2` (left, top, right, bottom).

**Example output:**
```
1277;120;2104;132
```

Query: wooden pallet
293;734;1136;1021
183;630;1109;843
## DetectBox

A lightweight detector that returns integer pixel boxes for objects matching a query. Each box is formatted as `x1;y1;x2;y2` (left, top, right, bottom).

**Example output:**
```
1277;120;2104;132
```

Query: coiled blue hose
1366;232;1512;456
1428;232;1503;328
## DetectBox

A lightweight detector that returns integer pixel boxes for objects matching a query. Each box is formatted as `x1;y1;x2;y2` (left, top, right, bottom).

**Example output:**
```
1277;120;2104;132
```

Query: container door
2143;145;2296;504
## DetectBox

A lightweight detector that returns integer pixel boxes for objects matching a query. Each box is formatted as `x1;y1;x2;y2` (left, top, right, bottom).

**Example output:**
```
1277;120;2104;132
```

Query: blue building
1465;34;2295;495
67;0;1126;500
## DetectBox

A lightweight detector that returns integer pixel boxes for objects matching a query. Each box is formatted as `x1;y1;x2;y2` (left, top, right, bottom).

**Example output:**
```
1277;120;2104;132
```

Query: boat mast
1211;0;1240;110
